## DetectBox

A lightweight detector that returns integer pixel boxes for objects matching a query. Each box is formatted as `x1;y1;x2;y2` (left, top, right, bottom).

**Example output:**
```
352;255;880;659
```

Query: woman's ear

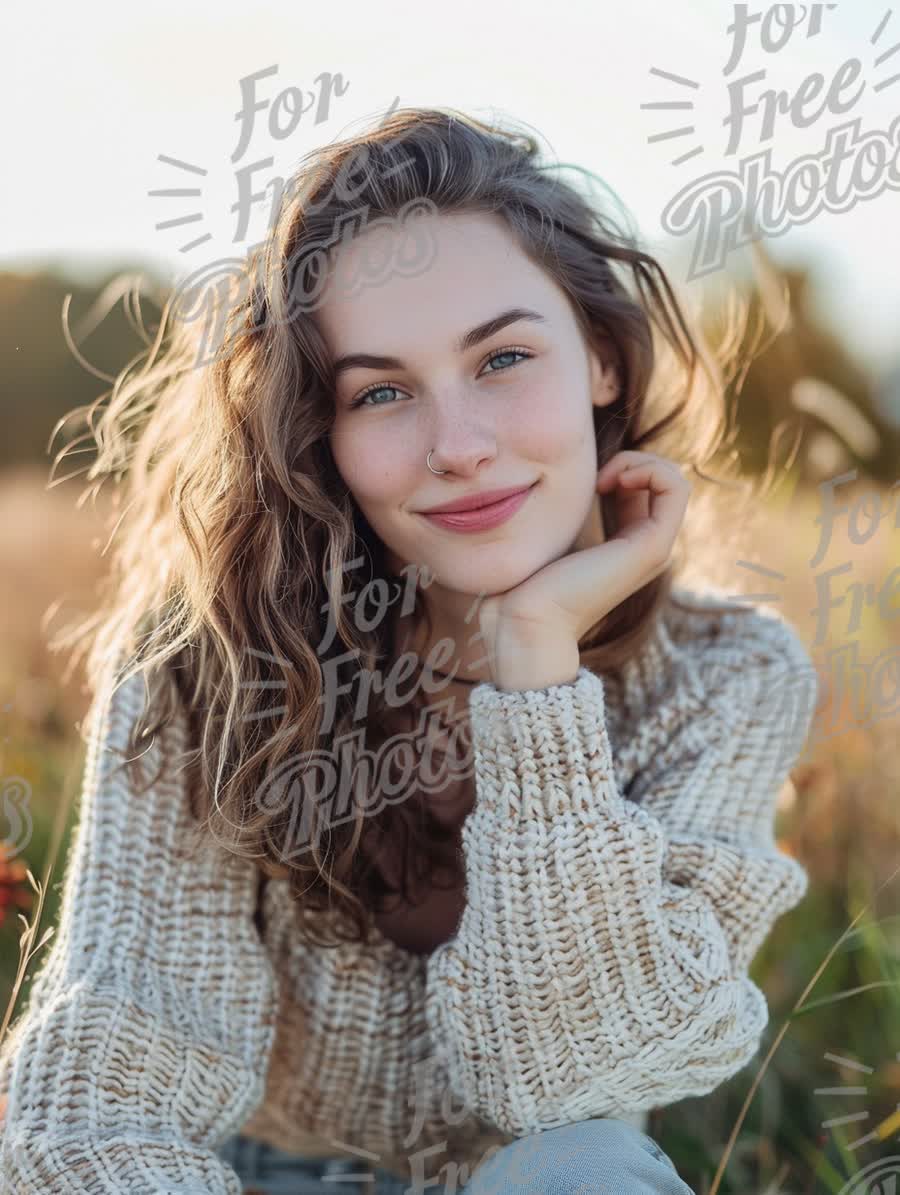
589;350;622;409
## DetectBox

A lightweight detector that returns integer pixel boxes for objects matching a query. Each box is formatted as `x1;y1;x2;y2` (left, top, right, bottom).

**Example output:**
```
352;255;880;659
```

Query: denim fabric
215;1118;695;1194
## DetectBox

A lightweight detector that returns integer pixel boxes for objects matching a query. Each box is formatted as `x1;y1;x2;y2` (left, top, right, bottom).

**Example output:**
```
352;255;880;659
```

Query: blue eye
348;346;534;409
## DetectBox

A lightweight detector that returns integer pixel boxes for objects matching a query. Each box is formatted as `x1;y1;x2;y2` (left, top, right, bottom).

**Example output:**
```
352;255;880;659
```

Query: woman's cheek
331;422;404;506
329;420;380;494
511;390;582;461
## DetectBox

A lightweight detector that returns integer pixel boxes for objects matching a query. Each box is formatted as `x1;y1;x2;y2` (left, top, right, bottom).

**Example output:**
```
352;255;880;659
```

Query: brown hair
51;105;765;948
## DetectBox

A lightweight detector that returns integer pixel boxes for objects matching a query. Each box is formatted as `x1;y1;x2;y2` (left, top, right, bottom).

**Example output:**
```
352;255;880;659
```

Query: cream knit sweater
0;585;820;1193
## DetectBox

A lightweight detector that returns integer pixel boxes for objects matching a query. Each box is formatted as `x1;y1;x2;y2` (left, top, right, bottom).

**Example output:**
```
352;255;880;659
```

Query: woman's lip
419;481;538;532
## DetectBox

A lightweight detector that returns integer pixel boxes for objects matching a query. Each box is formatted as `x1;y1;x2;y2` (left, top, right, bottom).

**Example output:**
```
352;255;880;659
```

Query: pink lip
419;481;538;532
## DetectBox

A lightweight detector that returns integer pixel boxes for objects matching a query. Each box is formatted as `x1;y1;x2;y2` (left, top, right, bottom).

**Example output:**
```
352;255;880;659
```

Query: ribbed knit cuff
467;666;625;821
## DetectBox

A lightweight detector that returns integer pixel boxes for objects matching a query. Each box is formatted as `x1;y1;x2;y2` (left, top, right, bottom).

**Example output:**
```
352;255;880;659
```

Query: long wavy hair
50;105;769;947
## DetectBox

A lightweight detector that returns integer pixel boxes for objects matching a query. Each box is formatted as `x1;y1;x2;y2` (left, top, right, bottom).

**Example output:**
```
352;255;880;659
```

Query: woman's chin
428;552;554;599
392;527;570;597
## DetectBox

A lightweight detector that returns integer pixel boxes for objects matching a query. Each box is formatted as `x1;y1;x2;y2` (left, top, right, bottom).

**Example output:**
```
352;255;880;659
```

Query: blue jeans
215;1118;695;1193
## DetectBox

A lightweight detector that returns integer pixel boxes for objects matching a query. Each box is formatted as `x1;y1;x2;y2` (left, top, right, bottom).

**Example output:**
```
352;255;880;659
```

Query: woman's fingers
595;452;690;565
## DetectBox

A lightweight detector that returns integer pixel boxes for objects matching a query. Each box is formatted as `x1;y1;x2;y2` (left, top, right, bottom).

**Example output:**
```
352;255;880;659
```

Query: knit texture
0;585;820;1192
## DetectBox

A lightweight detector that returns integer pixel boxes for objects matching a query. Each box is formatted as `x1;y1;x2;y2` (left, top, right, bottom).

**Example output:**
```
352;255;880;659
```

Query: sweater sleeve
423;614;819;1138
0;671;279;1194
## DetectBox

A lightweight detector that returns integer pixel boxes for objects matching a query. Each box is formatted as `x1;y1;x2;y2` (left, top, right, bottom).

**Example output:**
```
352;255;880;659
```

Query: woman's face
314;209;619;600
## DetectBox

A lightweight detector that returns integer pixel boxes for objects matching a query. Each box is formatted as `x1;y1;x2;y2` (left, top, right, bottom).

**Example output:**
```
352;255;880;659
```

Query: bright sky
3;0;899;378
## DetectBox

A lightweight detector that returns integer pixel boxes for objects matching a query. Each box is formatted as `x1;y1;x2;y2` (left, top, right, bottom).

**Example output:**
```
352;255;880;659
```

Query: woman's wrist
491;629;581;692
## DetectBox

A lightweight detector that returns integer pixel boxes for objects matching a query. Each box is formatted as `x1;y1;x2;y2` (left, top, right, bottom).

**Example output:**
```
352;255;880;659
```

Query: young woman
0;107;820;1194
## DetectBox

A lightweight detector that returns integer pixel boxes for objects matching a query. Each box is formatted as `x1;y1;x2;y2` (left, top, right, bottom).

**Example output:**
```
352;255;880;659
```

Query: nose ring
426;450;447;475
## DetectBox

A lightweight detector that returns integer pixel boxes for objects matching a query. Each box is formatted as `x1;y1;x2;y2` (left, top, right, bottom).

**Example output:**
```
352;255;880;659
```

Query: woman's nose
425;402;498;476
424;432;497;476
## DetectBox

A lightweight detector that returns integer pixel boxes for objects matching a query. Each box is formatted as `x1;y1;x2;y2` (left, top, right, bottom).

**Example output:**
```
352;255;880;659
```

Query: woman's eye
482;348;530;374
348;347;533;409
351;383;400;408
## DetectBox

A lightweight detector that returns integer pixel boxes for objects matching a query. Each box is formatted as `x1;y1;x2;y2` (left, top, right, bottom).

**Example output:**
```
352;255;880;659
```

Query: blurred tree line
0;265;165;472
702;245;900;488
1;251;898;482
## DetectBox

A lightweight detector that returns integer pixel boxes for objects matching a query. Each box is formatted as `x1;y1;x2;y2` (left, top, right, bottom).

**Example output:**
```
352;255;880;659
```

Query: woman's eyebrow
330;307;548;378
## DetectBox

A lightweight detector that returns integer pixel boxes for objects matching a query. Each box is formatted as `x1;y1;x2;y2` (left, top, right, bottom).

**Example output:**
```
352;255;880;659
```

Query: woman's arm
0;671;279;1193
423;612;819;1139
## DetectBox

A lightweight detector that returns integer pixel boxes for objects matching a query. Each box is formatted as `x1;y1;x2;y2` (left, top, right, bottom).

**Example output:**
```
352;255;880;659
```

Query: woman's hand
476;451;691;690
